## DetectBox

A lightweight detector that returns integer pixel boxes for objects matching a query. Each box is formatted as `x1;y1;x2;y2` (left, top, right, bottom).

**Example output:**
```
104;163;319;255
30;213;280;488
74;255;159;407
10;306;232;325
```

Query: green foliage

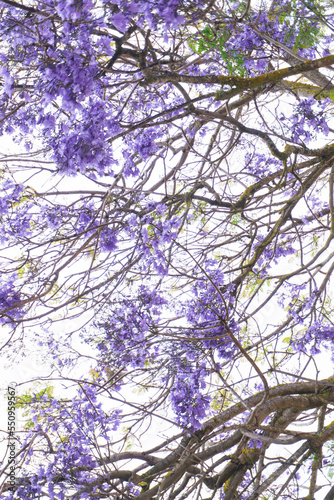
16;384;54;429
191;201;208;225
211;388;230;411
122;428;139;450
276;0;325;51
189;0;325;78
242;272;271;297
188;25;247;77
89;367;102;381
231;212;242;225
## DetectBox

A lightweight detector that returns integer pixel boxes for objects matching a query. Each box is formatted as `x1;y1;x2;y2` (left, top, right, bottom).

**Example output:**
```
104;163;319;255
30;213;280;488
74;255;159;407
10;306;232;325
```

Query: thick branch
142;55;334;96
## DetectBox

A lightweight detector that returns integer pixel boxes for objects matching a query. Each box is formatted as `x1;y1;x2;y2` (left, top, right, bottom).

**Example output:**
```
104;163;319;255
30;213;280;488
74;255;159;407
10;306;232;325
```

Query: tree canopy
1;0;334;498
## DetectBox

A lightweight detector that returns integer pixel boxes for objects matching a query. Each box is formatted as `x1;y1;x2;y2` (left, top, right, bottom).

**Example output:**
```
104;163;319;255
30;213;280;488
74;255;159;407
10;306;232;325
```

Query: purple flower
169;362;210;430
0;273;24;323
294;321;334;359
100;227;118;252
111;12;128;32
287;98;330;143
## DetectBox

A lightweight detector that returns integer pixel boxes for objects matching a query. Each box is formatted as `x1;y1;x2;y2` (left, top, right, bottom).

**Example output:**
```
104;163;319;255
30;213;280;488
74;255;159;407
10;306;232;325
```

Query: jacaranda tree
1;0;334;498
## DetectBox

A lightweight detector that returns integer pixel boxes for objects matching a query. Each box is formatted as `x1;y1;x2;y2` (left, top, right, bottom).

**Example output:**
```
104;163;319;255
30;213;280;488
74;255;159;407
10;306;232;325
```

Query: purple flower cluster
278;284;320;327
0;0;210;177
0;181;32;243
11;383;122;500
134;212;182;276
103;0;191;32
294;321;334;357
40;200;99;237
0;0;328;187
254;234;295;272
99;227;118;252
183;261;239;360
282;98;330;144
307;193;330;216
49;100;119;177
121;128;161;177
96;286;167;367
41;205;69;230
132;129;159;161
169;361;210;431
209;4;321;79
244;153;282;179
0;181;23;216
0;3;332;485
93;261;240;430
0;273;24;324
